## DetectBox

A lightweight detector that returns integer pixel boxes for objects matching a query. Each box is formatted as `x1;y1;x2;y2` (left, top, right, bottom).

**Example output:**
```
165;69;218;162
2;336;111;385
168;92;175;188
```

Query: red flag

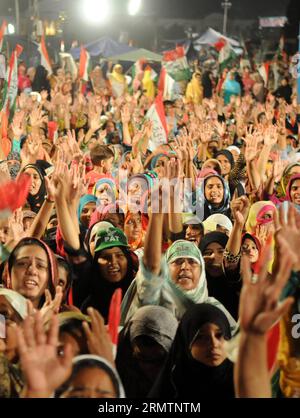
0;174;31;218
0;20;7;52
108;288;122;346
214;37;227;52
38;36;52;75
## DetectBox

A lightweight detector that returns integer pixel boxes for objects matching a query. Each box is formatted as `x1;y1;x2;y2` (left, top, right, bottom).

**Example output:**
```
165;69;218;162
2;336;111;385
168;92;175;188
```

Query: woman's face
0;220;9;245
169;258;201;291
185;225;203;245
57;265;69;294
204;178;224;205
124;213;142;243
96;184;114;206
128;179;148;212
241;238;259;263
202;242;224;276
97;247;128;283
11;245;49;307
290;179;300;205
216;155;231;176
154;157;169;179
59;329;87;358
80;202;96;228
103;213;124;230
132;336;167;381
106;121;115;133
191;323;227;367
60;367;117;398
25;168;42;196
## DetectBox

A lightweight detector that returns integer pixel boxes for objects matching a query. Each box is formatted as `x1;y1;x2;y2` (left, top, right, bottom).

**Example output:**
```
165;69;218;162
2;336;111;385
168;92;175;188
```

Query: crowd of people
0;42;299;399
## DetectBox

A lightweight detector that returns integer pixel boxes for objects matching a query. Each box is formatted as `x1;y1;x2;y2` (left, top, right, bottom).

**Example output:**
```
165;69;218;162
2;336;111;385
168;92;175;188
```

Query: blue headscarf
77;195;97;225
223;73;241;105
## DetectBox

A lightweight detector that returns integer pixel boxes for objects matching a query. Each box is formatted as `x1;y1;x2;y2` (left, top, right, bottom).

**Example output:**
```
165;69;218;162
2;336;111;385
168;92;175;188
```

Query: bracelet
45;196;55;203
223;249;241;264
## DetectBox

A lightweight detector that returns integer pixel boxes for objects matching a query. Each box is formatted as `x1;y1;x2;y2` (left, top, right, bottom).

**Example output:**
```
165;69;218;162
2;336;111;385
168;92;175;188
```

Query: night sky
0;0;292;19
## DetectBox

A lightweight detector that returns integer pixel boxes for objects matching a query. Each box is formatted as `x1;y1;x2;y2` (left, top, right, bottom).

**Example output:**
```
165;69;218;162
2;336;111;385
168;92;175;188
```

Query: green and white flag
219;41;237;72
1;44;23;121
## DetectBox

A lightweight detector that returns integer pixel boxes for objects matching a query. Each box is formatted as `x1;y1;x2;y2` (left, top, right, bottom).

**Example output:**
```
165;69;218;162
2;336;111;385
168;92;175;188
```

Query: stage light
8;23;15;34
128;0;141;16
81;0;110;23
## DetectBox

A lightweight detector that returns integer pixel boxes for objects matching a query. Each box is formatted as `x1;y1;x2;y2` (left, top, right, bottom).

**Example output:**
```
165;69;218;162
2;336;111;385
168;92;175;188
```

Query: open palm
17;313;72;396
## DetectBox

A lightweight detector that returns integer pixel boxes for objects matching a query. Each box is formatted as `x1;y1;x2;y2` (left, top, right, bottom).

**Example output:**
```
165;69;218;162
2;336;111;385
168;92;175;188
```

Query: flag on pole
258;62;270;86
108;288;122;357
38;36;52;75
1;44;23;126
146;93;168;151
0;20;7;53
218;40;237;71
158;67;176;101
162;45;191;82
79;46;90;82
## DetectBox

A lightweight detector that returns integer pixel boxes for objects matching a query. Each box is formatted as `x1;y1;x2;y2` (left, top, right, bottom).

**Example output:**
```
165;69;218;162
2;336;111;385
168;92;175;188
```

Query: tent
69;36;136;60
107;48;163;62
193;27;240;51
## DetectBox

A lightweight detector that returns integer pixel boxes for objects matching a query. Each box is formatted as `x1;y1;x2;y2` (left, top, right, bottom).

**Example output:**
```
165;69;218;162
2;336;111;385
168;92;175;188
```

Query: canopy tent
193;27;240;51
69;36;136;60
107;48;163;62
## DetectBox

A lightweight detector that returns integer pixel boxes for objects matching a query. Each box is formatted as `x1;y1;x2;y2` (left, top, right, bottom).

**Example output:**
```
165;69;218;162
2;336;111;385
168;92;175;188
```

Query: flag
214;37;227;52
146;93;168;151
38;36;52;75
59;52;78;81
0;20;7;53
108;288;122;356
258;62;270;86
78;46;90;82
0;174;31;219
1;44;23;129
158;67;176;101
162;45;191;82
132;58;146;80
218;40;237;71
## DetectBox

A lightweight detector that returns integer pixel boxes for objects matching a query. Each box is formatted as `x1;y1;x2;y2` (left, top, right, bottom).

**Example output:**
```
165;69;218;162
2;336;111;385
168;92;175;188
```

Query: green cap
166;240;202;265
95;227;129;253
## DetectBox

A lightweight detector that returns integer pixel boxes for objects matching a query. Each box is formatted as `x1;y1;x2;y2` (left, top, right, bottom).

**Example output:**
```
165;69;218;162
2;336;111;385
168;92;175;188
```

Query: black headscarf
216;150;235;170
200;232;241;320
23;160;51;213
197;174;231;220
80;248;139;322
31;65;50;94
149;303;234;399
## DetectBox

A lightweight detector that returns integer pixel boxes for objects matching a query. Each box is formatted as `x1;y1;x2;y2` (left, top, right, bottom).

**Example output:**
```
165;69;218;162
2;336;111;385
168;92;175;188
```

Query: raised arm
235;233;296;398
143;186;164;275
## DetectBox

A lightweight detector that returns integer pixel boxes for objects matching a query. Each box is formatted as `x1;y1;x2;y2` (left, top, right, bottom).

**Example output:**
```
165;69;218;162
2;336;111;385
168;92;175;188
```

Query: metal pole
221;1;232;36
14;0;20;34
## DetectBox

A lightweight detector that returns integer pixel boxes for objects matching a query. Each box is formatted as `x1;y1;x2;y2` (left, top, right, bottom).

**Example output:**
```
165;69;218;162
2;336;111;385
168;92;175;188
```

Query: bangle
45;196;55;203
223;249;241;264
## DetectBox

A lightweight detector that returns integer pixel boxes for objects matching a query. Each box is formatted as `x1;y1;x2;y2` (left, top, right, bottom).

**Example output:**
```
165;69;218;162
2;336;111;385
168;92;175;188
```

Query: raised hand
239;234;296;335
12;110;26;138
243;133;259;162
40;286;63;325
264;125;278;147
82;307;115;366
274;203;300;271
17;312;72;397
230;196;250;227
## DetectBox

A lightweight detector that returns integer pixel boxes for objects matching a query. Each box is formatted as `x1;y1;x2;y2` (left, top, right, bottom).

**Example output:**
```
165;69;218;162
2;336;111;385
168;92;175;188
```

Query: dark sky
0;0;292;19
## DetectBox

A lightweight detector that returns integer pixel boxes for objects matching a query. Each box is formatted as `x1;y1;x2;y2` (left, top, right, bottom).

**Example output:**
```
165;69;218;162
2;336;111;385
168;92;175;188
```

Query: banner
146;93;168;151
